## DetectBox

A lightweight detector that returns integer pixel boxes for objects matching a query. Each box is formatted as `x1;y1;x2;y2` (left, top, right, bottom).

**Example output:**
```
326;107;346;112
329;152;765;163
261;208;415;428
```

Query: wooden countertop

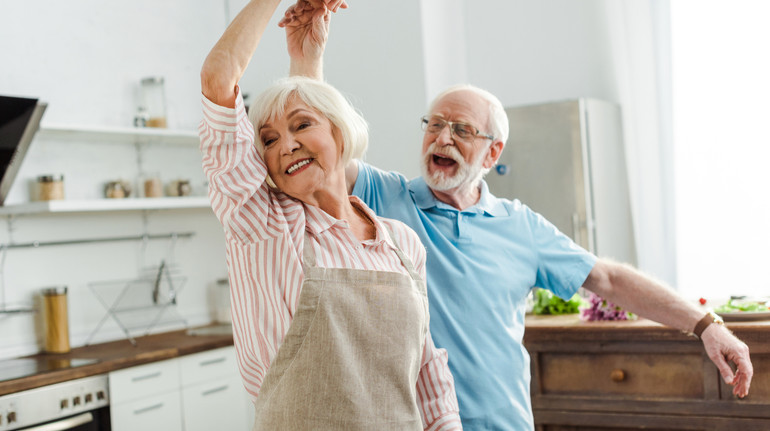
524;314;770;346
0;325;233;396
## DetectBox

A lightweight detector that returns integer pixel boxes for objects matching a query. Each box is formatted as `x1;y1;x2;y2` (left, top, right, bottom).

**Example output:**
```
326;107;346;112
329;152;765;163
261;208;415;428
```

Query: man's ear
482;140;505;169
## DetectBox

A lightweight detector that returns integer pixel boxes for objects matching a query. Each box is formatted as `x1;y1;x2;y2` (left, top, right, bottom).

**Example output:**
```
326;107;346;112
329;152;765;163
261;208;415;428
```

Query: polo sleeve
351;161;410;214
526;207;597;300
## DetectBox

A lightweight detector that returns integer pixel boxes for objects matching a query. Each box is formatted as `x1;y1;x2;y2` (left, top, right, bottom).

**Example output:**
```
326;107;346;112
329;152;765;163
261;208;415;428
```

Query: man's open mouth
432;154;457;167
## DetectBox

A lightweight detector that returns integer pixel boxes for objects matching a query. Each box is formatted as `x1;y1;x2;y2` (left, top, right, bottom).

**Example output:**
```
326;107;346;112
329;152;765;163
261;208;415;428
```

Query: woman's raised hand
281;0;347;79
278;0;347;28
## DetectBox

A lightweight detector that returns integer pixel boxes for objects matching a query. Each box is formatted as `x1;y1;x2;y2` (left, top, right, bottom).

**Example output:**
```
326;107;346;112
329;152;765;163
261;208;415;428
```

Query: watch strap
693;312;719;339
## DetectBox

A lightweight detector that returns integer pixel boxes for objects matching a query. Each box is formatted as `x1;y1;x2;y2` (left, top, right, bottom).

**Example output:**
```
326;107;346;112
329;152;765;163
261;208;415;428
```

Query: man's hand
278;0;347;78
282;3;330;65
278;0;347;28
701;323;753;398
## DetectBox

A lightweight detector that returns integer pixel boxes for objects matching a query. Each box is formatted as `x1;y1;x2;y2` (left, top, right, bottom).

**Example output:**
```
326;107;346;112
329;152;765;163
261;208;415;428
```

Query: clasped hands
278;0;348;28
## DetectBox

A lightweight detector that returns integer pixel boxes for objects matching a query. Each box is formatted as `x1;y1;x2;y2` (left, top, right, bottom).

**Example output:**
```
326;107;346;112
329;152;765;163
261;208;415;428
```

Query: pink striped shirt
199;88;462;430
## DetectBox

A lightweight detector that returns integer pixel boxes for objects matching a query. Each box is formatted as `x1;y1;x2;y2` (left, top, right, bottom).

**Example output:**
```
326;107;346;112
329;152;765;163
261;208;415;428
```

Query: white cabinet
108;347;252;431
179;347;252;431
111;392;184;431
109;359;183;431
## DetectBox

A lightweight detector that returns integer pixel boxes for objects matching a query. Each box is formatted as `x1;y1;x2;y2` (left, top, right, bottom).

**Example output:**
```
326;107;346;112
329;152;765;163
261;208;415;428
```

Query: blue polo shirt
352;162;596;430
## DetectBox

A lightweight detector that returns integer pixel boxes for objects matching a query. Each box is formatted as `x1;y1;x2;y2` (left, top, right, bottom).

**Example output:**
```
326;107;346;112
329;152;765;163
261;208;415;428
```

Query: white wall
0;0;429;359
0;0;233;359
0;0;656;359
463;0;619;107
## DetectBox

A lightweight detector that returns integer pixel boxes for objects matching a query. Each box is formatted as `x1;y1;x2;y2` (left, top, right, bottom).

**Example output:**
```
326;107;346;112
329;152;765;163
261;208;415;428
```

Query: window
672;1;770;300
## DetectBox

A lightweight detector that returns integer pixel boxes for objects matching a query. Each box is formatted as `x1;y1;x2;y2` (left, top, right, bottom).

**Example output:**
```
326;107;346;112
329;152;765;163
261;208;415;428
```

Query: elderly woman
198;1;462;430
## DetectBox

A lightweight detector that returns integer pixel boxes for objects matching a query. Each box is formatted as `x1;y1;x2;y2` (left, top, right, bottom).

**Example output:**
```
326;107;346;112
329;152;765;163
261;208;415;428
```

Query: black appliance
0;95;47;205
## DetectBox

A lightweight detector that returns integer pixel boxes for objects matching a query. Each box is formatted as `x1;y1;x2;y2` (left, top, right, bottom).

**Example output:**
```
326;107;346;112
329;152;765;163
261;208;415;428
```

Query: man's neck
429;182;481;211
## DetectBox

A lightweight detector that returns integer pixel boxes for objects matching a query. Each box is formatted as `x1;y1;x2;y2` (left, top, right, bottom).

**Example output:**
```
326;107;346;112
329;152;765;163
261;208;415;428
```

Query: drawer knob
610;369;626;382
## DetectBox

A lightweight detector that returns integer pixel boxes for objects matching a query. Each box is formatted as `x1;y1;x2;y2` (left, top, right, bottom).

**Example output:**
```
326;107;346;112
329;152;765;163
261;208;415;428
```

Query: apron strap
384;226;422;283
302;231;317;269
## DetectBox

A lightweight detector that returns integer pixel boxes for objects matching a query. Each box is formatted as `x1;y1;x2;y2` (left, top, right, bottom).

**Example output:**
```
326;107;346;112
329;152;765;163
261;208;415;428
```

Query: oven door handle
23;412;94;431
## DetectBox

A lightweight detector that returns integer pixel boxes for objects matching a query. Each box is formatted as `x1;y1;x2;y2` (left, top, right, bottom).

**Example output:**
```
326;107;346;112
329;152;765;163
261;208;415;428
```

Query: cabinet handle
134;402;164;415
131;371;162;382
200;357;226;367
202;384;229;396
610;369;626;382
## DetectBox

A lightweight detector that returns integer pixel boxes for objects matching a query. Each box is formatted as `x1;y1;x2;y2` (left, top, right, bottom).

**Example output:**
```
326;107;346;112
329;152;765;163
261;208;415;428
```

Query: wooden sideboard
523;315;770;431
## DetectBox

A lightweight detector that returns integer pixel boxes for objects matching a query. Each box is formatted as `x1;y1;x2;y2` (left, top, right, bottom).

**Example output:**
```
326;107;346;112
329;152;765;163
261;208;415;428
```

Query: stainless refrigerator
485;98;637;265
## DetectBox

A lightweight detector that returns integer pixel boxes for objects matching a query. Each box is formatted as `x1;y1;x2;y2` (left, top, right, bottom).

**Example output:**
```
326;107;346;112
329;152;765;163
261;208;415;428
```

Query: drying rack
85;256;189;346
0;230;194;345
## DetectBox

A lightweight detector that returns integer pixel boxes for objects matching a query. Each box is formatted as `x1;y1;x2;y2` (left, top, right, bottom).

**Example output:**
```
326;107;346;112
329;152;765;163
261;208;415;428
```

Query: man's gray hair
429;84;509;145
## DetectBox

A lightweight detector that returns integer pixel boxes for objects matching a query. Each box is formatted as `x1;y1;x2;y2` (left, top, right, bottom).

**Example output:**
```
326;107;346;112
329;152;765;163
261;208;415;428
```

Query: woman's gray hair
248;76;368;166
429;84;509;145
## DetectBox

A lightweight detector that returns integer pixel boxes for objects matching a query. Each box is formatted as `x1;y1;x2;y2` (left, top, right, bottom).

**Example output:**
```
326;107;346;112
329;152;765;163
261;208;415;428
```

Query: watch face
710;311;725;324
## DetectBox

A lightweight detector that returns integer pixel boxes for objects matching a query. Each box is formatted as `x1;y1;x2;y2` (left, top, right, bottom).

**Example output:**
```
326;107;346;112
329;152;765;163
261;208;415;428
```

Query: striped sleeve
386;221;463;430
198;88;282;243
199;89;301;402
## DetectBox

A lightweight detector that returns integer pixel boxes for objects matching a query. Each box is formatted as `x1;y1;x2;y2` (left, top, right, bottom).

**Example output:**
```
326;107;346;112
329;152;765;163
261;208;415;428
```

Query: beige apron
252;229;429;430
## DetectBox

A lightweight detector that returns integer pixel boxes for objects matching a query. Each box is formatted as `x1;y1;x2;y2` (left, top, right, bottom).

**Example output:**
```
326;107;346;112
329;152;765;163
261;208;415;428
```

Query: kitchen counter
525;313;770;342
0;325;233;396
523;314;770;431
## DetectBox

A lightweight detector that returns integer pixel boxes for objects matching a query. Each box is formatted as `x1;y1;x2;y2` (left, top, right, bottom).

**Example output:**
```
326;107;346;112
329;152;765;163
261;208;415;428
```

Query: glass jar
42;286;70;353
144;177;163;198
166;179;192;197
140;76;167;128
105;180;131;199
35;174;65;201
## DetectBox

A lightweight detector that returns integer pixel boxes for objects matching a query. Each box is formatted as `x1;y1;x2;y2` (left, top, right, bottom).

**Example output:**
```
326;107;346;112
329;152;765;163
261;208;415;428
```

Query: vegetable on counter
580;291;636;321
530;288;585;315
714;298;770;314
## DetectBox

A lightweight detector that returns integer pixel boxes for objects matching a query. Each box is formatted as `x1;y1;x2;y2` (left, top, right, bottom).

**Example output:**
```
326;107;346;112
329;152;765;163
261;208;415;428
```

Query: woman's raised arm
200;0;282;108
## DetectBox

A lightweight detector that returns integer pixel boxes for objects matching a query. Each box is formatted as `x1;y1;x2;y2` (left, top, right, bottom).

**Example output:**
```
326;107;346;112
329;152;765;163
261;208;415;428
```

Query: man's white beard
421;142;486;193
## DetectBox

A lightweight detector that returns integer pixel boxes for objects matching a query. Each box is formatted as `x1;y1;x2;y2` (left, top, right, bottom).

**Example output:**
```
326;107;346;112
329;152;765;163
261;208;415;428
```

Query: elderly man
279;2;753;430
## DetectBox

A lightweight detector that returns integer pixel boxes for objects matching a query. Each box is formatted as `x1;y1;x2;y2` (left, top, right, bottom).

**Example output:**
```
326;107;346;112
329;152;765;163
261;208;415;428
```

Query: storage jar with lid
140;76;167;128
35;174;65;201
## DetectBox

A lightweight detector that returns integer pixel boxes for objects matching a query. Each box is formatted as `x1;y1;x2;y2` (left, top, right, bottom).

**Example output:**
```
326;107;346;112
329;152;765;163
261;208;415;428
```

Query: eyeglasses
421;116;494;143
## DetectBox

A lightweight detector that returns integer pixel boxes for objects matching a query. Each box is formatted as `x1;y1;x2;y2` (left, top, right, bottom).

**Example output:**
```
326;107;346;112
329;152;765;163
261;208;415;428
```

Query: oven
0;375;110;431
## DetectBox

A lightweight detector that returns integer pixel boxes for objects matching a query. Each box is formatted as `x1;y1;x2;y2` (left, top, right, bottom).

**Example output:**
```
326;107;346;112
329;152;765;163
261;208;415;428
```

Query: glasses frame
420;116;495;142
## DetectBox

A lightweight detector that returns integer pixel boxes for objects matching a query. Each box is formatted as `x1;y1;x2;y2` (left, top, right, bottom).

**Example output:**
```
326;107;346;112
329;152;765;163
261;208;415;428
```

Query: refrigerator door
582;99;636;265
485;99;636;265
487;100;591;248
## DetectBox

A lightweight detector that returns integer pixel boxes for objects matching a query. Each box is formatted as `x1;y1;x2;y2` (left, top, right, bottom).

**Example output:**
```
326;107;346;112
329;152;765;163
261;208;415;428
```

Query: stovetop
0;357;99;383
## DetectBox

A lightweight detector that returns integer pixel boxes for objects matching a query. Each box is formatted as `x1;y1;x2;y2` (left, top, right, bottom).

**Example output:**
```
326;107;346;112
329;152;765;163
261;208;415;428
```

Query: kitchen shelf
0;197;211;215
36;123;200;146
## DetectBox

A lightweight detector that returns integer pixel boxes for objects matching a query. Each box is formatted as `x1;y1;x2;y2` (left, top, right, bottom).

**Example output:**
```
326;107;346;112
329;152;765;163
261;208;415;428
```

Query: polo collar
409;177;508;217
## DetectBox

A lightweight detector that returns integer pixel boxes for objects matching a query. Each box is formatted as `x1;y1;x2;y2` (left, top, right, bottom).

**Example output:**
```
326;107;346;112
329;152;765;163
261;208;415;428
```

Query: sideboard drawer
539;352;704;399
721;353;770;402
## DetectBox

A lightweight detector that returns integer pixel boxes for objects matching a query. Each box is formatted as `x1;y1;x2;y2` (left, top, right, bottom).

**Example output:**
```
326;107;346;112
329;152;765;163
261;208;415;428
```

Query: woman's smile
286;157;314;175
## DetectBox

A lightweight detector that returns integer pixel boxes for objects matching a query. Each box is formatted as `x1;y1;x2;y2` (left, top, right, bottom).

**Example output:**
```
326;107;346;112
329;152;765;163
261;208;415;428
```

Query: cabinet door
109;359;180;404
111;391;183;431
181;376;250;431
179;346;238;387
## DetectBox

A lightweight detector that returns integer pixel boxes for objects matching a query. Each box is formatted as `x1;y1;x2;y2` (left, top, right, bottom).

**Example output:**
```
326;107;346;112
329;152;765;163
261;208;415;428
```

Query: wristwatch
693;310;725;339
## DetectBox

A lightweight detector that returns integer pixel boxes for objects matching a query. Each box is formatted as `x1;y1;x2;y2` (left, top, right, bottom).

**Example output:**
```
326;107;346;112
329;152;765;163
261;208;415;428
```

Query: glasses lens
452;123;475;140
423;117;445;133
